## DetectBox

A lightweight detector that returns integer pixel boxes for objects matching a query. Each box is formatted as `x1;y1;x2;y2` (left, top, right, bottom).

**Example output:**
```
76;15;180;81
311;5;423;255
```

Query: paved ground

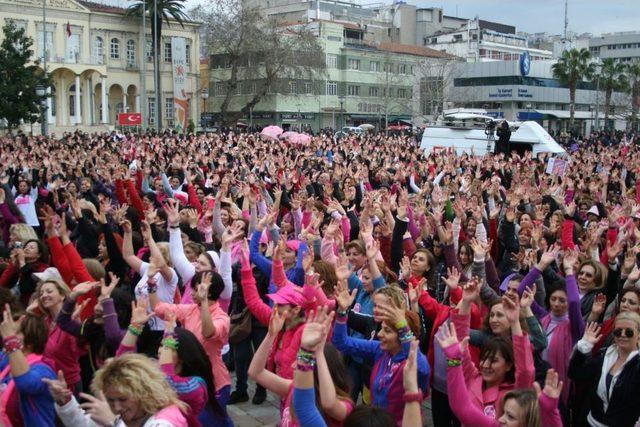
227;374;435;427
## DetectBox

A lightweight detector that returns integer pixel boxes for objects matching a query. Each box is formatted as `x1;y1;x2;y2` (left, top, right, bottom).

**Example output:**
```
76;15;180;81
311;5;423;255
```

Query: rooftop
376;42;457;58
77;0;126;15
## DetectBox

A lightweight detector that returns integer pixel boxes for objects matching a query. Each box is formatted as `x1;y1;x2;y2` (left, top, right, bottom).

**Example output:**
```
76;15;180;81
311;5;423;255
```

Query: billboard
171;37;189;132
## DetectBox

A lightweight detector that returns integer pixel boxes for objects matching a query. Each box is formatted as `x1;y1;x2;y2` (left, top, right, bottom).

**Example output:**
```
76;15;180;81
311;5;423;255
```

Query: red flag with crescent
118;113;142;126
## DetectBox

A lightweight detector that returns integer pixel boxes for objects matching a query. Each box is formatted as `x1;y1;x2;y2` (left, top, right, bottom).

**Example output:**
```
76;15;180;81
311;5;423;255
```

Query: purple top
531;274;584;342
0;202;19;245
57;297;125;350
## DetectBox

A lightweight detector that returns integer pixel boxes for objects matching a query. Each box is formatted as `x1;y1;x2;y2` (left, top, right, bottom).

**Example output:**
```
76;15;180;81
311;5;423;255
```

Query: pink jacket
450;313;535;420
444;343;562;427
241;267;304;379
154;302;231;391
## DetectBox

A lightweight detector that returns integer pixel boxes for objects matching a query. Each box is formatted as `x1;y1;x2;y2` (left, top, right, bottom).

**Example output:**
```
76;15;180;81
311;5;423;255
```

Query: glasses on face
613;328;636;338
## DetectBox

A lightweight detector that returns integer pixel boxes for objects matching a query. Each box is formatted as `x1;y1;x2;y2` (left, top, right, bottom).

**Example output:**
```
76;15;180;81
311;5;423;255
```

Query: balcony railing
48;55;105;66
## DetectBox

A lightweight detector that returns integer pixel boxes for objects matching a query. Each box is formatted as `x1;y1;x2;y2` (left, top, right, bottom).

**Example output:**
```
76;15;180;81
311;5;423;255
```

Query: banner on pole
171;37;188;132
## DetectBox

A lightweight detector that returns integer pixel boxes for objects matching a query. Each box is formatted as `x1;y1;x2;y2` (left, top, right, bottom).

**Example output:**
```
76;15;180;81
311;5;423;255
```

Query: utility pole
562;0;568;51
153;0;161;129
140;2;147;129
41;0;48;136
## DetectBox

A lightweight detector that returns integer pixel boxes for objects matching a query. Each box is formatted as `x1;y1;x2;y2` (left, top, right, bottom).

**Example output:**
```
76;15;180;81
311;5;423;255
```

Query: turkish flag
118;113;142;126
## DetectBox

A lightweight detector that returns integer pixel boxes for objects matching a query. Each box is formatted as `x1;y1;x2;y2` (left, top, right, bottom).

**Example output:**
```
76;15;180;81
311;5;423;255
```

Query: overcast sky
406;0;640;36
107;0;639;36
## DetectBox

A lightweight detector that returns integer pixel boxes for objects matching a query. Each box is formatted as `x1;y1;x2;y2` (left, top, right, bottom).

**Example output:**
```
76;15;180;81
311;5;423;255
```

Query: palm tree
596;58;629;129
627;60;640;131
552;48;594;133
127;0;189;128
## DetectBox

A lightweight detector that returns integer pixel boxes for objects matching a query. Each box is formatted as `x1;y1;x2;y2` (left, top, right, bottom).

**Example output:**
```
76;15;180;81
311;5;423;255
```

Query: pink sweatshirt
450;313;535;420
444;343;562;427
154;302;231;391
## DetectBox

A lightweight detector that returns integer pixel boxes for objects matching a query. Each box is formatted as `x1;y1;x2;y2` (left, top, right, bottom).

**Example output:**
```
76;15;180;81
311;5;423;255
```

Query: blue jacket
0;352;57;427
249;230;306;286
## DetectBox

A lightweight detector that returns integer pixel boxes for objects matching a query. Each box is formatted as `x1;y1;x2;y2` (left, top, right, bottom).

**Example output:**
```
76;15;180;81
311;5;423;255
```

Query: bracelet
296;361;316;372
4;337;23;353
128;324;143;336
161;336;179;350
399;329;415;344
402;392;423;403
395;319;408;330
447;358;462;367
169;224;180;229
336;308;348;317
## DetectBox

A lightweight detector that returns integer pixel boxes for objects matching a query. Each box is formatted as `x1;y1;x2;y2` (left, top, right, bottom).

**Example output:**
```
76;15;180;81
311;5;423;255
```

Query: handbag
229;307;252;344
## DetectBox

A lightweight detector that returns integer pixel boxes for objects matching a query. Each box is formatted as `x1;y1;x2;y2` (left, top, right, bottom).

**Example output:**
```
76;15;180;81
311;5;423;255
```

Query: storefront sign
281;113;314;120
488;88;512;98
517;88;533;98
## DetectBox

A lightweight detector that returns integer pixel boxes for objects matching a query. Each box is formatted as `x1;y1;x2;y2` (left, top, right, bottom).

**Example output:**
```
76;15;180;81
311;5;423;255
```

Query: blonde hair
156;242;173;267
9;224;37;244
36;280;71;315
616;311;640;331
83;259;106;281
92;354;187;415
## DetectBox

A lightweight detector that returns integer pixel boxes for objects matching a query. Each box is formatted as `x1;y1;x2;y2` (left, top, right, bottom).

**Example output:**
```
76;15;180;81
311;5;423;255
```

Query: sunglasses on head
613;328;636;338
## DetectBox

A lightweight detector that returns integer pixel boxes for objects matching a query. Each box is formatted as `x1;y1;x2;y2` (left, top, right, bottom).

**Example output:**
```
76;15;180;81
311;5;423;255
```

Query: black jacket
569;347;640;426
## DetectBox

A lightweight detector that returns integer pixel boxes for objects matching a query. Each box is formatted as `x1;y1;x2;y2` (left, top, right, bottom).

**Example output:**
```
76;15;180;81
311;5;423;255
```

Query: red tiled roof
377;42;457;59
77;0;127;15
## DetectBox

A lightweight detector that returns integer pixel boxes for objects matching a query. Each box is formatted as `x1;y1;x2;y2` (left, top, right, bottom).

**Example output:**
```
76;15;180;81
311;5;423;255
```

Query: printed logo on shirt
484;405;497;419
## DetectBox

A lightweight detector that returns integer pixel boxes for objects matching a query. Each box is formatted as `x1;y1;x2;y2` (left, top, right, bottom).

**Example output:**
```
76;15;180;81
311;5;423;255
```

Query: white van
420;120;566;156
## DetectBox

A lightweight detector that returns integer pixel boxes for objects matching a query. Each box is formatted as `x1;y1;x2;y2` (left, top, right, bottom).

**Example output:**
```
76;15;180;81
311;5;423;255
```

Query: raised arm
121;220;143;273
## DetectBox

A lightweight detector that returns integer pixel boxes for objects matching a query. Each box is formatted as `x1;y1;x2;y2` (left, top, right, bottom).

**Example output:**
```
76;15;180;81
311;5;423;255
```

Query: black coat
569;347;640;426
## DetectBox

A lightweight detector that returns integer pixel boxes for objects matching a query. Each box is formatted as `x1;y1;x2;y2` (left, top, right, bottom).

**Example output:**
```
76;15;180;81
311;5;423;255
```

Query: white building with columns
0;0;201;134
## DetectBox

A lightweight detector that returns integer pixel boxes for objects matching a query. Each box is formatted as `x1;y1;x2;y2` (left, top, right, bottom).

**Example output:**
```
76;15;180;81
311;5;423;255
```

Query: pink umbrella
289;133;311;145
260;125;284;140
280;131;298;140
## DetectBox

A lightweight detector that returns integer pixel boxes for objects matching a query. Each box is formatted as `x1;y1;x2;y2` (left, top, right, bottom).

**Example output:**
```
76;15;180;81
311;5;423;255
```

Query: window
215;82;224;96
326;54;338;68
289;80;297;94
110;38;119;59
398;64;407;74
126;40;135;66
185;44;191;64
326;81;337;96
164;42;172;62
397;88;407;98
304;82;313;94
148;97;155;124
146;39;153;62
369;87;379;97
348;58;360;70
39;29;54;62
347;85;360;96
165;97;174;122
94;36;104;64
370;61;379;72
66;34;80;63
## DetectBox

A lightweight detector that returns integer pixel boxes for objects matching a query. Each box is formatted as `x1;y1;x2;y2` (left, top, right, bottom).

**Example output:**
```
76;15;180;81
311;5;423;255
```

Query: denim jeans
233;326;268;394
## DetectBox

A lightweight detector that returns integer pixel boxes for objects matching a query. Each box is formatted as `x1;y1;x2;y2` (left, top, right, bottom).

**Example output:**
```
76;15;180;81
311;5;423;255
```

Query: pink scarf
0;353;44;427
541;314;572;404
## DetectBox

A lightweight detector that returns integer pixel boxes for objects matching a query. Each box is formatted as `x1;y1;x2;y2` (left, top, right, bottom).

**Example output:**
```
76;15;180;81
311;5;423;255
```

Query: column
123;93;128;112
74;74;82;126
46;86;53;124
101;76;108;124
135;95;140;113
84;79;92;125
59;75;67;126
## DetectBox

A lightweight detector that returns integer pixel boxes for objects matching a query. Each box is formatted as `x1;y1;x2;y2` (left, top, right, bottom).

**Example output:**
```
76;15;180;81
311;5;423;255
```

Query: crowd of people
0;126;637;427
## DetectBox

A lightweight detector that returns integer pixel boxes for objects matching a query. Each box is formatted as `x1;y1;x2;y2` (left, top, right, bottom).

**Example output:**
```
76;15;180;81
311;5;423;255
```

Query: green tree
127;0;189;127
0;22;49;133
597;58;628;129
626;60;640;131
552;48;594;133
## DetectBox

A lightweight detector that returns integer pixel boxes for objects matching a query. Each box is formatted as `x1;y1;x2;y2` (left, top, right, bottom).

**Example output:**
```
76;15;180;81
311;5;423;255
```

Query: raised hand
375;301;406;328
163;199;180;227
69;281;99;301
502;293;521;325
537;244;560;270
267;306;286;337
130;299;152;325
520;284;536;309
590;293;606;318
442;267;461;290
78;391;117;426
400;256;412;280
333;279;357;311
402;340;420;393
435;322;460;349
582;322;602;345
0;304;18;339
461;277;480;303
99;273;120;301
562;249;579;275
300;306;334;353
42;370;72;406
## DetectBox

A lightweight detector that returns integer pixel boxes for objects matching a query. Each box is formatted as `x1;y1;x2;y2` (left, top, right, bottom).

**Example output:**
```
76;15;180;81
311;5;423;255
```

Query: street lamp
338;95;345;129
36;84;47;136
526;103;532;121
200;89;209;130
593;58;602;130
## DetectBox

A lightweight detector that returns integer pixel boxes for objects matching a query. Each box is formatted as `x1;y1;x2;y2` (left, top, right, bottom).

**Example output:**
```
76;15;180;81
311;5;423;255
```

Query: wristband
336;308;348;317
169;224;180;229
161;336;179;351
128;324;143;336
296;361;316;371
3;337;23;354
402;392;423;403
447;358;462;367
395;319;408;330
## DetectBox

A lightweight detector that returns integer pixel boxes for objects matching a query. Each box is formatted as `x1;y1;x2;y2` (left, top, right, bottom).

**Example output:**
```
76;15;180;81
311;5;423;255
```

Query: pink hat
286;240;301;252
267;285;305;307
